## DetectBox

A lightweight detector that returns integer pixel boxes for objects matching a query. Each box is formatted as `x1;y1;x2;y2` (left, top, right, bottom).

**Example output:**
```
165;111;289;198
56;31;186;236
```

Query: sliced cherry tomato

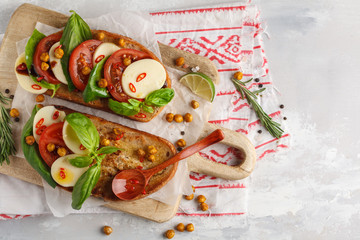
33;32;62;84
38;122;70;167
104;49;151;102
69;39;102;91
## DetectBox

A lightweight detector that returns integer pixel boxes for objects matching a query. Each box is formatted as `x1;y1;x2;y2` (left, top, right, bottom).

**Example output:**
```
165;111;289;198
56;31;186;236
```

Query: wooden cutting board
0;3;256;222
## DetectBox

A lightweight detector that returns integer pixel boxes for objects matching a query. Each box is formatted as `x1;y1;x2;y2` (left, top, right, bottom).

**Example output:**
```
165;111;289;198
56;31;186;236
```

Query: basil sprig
108;88;174;116
60;10;92;92
65;113;119;210
25;29;61;97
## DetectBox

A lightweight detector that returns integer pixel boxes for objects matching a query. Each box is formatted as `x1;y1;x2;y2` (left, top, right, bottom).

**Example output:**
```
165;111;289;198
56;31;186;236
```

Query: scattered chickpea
137;148;146;157
233;71;243;80
191;100;200;109
184;193;194;200
96;32;105;41
147;145;157;155
165;229;175;239
147;154;155;162
165;113;174;123
183;113;193;123
54;47;64;59
197;195;206;203
47;143;55;152
98;78;108;88
57;147;67;157
81;66;91;75
36;94;45;102
9;108;20;118
36;104;44;109
175;57;185;66
118;38;126;47
200;202;209;211
186;223;195;232
123;57;131;66
41;62;49;71
174;114;183;123
103;226;113;235
176;223;185;232
40;52;50;62
25;136;35;146
101;138;110;146
176;139;186;148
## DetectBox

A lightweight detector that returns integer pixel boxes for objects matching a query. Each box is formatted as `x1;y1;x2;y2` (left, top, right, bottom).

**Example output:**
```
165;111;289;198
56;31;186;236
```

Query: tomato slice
33;32;62;84
69;39;102;91
104;49;151;102
38;122;71;167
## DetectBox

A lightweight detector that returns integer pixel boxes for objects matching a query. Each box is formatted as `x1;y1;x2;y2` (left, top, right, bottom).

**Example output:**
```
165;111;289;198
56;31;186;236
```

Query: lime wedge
179;72;215;102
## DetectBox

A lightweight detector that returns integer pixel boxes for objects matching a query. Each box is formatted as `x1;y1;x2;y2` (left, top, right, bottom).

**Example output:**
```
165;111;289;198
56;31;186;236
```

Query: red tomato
33;32;62;84
69;39;102;91
38;122;70;167
103;49;151;102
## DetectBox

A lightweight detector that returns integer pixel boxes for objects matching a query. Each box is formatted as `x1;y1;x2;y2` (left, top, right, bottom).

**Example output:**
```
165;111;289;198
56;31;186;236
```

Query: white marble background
1;0;360;239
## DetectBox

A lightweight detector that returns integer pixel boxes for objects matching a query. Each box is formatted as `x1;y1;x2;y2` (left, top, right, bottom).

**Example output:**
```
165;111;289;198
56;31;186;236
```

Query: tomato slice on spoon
33;32;62;84
103;49;150;102
69;39;102;91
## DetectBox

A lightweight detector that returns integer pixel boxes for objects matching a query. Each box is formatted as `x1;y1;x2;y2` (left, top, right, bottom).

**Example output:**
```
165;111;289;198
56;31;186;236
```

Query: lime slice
179;72;215;102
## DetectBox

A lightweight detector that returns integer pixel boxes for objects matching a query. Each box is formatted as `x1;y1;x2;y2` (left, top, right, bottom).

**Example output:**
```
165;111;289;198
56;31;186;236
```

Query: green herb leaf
145;88;175;107
83;56;110;103
69;156;93;168
71;162;101;210
65;113;99;152
141;104;154;113
128;99;142;107
96;146;120;155
108;99;140;116
60;10;92;91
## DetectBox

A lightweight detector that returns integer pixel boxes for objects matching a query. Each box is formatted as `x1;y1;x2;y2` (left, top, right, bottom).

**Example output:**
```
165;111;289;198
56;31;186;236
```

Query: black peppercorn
283;117;287;120
5;89;10;94
9;95;14;99
181;131;185;135
177;147;183;152
254;78;260;82
258;130;262;134
280;104;284;109
258;84;263;88
14;117;20;122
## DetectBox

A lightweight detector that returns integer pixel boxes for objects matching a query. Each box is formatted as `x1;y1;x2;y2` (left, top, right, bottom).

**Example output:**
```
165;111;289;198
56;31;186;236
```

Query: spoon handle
143;129;225;179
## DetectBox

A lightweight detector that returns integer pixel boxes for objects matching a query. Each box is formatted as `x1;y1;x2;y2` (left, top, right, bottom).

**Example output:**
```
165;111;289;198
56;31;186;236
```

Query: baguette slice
54;105;177;201
44;30;172;122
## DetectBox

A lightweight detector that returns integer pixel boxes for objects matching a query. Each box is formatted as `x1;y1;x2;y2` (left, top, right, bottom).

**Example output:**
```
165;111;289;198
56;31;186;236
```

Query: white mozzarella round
63;120;91;155
51;154;89;187
14;52;47;94
33;106;66;143
121;59;166;99
92;42;121;66
49;42;68;85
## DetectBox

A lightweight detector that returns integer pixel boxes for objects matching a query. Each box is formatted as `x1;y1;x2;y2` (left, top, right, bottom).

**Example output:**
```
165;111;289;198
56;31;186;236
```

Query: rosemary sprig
232;78;284;138
0;92;16;165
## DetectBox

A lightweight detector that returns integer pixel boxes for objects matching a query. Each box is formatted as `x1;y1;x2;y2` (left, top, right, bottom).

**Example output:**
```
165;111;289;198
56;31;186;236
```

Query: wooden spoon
112;129;225;201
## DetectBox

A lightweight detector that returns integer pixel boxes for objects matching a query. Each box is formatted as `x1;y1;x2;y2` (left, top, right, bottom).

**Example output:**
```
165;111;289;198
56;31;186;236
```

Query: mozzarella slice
51;154;89;187
121;59;166;99
49;42;68;85
33;106;66;143
63;120;91;155
92;42;121;66
14;52;47;94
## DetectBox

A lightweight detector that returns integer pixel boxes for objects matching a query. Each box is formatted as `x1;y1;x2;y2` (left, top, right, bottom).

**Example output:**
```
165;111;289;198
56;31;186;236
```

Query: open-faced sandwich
14;11;174;122
22;105;177;209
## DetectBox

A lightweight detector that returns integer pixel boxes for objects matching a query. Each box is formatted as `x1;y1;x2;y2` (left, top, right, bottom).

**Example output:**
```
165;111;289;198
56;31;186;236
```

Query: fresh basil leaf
96;146;120;155
141;104;154;113
71;162;101;210
83;56;110;103
21;105;57;188
65;113;99;152
69;156;93;168
145;88;175;107
60;10;92;91
128;99;142;107
108;99;140;116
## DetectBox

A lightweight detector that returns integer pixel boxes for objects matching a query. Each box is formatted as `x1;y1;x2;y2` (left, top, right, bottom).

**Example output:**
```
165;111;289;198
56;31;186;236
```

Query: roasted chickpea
118;38;126;47
98;78;108;88
175;57;185;66
103;226;113;235
47;143;55;152
57;147;67;157
200;202;209;211
191;100;200;109
9;108;20;118
25;136;35;146
81;66;91;75
186;223;195;232
36;94;45;102
233;71;243;80
147;145;157;155
174;114;183;123
184;193;194;200
40;52;50;62
183;113;193;123
123;57;131;66
96;32;105;41
41;62;49;71
176;139;186;148
165;229;175;239
101;138;110;146
54;47;64;59
176;223;185;232
165;113;174;123
147;154;155;162
197;195;206;203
